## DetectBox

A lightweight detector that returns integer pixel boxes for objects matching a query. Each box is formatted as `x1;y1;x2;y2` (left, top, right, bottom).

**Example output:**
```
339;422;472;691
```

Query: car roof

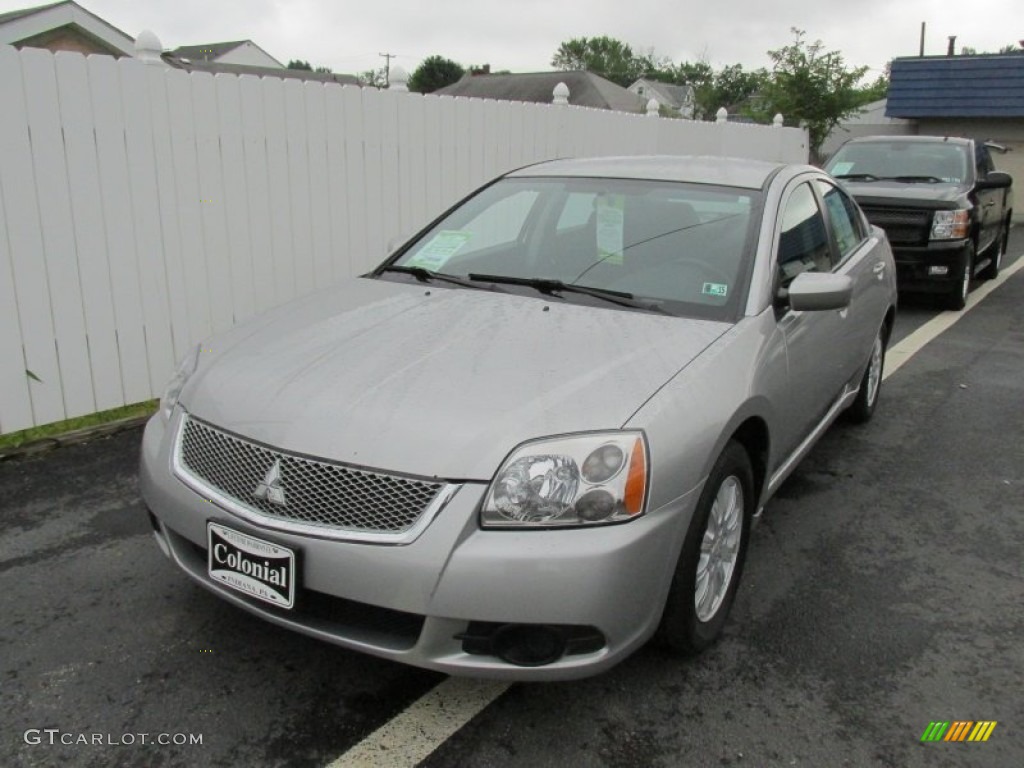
506;155;791;190
844;135;972;148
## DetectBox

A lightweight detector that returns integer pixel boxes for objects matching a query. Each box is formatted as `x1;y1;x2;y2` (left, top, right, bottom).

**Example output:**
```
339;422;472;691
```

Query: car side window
815;180;865;262
777;182;830;285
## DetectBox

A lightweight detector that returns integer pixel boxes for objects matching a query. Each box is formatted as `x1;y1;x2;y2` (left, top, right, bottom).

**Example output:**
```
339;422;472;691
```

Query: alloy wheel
695;476;744;622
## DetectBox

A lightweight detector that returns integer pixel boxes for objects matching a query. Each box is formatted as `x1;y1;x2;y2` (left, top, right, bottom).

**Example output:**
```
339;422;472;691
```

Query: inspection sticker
596;195;625;265
406;230;472;271
702;282;728;297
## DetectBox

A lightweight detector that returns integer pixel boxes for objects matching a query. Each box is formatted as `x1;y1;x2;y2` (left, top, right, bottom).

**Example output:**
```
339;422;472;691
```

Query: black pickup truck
825;135;1013;310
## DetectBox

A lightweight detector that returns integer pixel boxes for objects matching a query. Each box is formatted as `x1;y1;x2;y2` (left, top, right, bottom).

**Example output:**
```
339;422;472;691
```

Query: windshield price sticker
596;195;625;265
406;230;472;271
831;161;854;176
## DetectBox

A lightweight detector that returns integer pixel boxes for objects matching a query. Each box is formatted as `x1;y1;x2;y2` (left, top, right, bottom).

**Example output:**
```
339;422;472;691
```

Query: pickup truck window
828;141;969;185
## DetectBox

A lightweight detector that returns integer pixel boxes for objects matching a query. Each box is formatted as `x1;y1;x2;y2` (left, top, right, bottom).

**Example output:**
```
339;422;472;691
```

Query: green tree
751;29;872;160
712;64;770;112
961;43;1023;55
551;36;652;86
358;67;388;88
408;55;465;94
287;59;331;73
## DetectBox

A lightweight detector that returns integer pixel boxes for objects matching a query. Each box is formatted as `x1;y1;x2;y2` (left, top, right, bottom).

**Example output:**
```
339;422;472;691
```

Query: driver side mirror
975;171;1013;191
782;272;853;312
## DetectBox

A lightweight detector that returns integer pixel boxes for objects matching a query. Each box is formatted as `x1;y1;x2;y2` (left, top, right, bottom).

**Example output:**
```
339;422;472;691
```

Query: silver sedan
140;156;897;680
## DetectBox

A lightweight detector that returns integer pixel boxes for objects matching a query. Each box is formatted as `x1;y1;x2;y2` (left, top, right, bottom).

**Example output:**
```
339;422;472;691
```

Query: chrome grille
860;206;931;246
176;416;444;535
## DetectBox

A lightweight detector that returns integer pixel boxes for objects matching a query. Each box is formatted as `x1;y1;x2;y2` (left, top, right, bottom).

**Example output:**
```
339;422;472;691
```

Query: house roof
171;40;248;62
435;71;644;113
0;1;66;25
162;53;360;84
886;54;1024;118
0;0;135;55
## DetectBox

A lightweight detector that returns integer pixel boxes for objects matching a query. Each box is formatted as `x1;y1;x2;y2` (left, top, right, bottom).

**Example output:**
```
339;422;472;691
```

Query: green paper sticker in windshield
830;161;854;176
596;195;625;265
406;230;472;271
702;282;729;298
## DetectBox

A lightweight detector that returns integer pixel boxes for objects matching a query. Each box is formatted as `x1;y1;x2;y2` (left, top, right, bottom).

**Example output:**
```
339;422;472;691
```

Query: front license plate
207;522;296;609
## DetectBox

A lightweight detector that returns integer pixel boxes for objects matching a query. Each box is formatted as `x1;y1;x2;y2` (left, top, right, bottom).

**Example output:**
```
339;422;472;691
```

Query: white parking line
326;677;509;767
327;252;1023;768
885;253;1024;380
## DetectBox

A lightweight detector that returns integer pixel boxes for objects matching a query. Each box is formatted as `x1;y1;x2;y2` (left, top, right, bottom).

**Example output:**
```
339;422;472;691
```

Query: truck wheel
979;223;1008;281
945;243;974;311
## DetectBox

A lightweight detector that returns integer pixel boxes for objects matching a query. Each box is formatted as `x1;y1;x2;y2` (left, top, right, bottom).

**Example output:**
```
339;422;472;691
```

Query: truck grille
175;415;445;537
860;206;931;246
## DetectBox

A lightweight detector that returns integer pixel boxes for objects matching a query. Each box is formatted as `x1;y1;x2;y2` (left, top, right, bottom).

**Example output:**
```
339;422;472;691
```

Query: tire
658;441;753;655
847;323;887;424
945;242;974;311
979;222;1008;281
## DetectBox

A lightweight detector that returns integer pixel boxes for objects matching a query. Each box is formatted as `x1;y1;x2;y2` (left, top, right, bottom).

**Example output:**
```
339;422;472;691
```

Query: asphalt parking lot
3;230;1022;768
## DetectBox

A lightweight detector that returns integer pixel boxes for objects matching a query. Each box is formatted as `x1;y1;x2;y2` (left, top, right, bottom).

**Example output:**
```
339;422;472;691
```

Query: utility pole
379;52;395;87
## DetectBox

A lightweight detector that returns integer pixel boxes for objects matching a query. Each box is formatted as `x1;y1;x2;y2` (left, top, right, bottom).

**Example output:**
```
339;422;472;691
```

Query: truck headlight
930;209;969;240
481;432;648;528
160;344;201;421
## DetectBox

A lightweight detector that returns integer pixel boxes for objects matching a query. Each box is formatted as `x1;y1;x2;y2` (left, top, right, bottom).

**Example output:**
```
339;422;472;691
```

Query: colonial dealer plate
207;522;296;609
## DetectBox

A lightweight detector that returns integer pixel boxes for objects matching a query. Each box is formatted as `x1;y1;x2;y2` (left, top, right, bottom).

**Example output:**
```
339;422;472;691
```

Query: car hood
837;179;970;206
182;278;729;480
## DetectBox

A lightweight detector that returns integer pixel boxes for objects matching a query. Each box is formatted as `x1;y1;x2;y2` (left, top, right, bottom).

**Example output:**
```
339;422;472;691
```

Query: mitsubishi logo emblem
254;459;287;506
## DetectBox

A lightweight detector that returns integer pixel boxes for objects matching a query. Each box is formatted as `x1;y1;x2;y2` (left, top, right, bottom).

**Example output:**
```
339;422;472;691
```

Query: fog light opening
492;624;567;667
148;511;171;559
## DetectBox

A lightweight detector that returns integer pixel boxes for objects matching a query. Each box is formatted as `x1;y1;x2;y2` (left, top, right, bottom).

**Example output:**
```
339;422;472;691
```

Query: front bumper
139;411;697;680
892;239;970;293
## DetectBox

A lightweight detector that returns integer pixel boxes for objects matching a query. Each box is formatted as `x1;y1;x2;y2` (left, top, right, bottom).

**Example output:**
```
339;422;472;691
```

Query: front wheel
945;243;974;311
979;223;1008;281
658;441;753;655
847;323;887;424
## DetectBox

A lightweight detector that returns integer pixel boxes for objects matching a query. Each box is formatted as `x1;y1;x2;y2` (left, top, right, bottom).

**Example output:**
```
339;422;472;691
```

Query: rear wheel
979;222;1008;281
945;243;974;311
847;323;887;424
658;441;753;655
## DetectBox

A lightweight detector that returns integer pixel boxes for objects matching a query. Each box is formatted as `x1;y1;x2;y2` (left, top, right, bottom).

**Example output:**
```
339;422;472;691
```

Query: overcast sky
5;0;1022;80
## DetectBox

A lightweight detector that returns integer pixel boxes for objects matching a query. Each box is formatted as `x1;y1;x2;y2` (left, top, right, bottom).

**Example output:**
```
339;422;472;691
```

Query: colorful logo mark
921;721;997;743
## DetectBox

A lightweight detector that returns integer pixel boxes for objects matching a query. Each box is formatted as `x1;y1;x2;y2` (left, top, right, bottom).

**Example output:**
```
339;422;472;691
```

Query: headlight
481;432;648;528
930;209;969;240
160;344;201;421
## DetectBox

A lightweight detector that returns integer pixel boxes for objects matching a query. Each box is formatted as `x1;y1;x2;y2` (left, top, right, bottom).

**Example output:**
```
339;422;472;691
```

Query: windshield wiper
466;273;670;314
879;175;946;184
378;265;504;291
833;173;881;182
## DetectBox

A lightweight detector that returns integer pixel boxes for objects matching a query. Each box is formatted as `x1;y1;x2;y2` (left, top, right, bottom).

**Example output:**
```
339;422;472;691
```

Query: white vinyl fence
0;45;807;435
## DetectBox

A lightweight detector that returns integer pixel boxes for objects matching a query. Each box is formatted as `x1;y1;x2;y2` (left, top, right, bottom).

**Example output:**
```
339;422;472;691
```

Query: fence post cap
135;30;163;64
553;81;570;105
715;107;728;123
389;65;409;91
773;113;784;127
645;97;659;117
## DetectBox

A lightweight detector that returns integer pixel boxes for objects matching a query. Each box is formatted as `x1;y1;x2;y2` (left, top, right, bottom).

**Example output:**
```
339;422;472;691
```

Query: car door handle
983;201;995;208
872;262;886;273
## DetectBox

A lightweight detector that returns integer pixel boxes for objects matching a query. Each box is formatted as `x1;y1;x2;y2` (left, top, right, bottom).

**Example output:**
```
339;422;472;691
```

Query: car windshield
383;177;760;320
826;141;969;184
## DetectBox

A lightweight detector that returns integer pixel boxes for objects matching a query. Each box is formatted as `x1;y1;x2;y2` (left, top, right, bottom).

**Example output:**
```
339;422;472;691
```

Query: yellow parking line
885;253;1024;381
326;677;510;768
